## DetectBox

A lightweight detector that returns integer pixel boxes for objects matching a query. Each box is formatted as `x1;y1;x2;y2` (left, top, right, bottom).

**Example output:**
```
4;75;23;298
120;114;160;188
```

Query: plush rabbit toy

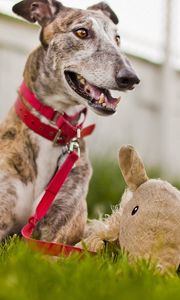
77;145;180;272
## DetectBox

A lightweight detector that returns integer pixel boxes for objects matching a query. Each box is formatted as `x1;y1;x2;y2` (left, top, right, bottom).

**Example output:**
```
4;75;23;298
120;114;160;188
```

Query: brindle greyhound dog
0;0;139;244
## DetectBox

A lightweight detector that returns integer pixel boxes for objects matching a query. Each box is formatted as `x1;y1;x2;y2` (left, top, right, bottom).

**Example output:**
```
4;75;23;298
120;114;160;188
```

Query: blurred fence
0;1;180;179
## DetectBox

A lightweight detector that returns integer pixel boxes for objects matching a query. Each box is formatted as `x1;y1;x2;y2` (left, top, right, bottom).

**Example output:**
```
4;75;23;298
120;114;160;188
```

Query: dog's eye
131;206;139;215
115;35;120;46
74;28;88;39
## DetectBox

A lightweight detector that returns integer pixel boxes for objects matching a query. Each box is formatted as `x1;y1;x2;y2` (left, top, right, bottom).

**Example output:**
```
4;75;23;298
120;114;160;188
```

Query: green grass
1;237;180;300
1;159;180;300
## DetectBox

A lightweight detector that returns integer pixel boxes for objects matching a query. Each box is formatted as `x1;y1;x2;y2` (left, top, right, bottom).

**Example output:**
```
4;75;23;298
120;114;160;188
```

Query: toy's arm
76;189;132;252
76;208;122;252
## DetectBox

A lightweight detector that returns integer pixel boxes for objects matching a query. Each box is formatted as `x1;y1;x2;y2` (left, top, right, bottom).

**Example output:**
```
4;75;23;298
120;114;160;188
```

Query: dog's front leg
32;140;92;245
0;184;19;240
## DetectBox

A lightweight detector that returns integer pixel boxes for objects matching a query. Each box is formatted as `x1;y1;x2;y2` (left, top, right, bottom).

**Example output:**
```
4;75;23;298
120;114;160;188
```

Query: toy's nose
116;68;140;90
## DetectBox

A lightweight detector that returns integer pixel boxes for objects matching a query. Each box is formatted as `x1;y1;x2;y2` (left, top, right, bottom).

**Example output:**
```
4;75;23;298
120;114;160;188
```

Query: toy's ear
87;2;119;24
119;145;148;191
12;0;63;26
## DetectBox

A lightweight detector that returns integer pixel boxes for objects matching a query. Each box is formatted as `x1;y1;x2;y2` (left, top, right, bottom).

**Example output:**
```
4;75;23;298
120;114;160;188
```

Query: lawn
1;238;180;300
1;159;180;300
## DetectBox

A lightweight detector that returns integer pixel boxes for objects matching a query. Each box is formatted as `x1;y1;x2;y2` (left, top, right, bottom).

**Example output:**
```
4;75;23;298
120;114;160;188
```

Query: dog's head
13;0;140;116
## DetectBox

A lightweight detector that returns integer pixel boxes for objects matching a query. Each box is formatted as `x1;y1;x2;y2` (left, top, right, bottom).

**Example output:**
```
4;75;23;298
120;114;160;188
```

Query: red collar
15;81;95;145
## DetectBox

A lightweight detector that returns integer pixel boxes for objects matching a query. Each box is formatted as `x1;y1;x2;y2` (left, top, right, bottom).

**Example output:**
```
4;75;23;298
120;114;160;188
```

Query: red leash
22;150;85;256
16;81;95;256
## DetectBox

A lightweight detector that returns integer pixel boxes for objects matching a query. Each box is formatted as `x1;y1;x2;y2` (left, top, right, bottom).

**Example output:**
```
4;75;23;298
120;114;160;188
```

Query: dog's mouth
64;71;121;115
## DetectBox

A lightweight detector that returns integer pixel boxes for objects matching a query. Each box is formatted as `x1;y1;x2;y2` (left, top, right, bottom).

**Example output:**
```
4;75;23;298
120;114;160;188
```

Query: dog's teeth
99;93;105;104
102;102;106;107
85;84;91;94
77;75;82;80
80;78;85;85
117;96;121;103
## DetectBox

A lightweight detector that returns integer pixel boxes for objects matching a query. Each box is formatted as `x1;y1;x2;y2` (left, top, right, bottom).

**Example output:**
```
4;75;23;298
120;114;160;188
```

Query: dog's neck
23;46;85;117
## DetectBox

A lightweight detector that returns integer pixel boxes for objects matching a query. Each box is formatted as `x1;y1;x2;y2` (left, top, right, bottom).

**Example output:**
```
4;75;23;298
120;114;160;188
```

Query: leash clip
69;139;80;157
68;128;81;156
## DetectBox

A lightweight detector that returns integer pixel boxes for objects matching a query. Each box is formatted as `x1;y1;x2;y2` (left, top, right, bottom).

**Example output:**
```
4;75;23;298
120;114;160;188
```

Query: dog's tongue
84;82;120;109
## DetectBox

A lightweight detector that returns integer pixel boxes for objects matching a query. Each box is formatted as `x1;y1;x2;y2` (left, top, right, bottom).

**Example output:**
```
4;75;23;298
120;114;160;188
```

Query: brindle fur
0;0;139;243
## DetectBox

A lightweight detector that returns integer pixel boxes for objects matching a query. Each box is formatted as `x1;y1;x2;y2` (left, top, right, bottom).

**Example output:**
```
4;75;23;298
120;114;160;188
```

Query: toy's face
119;179;180;271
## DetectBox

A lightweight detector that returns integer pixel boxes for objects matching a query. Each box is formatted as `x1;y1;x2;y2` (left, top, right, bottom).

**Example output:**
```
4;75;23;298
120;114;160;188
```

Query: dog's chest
15;134;62;224
33;136;63;197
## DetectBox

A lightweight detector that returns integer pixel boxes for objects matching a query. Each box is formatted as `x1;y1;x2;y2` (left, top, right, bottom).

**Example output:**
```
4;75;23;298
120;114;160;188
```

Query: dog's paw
75;235;105;252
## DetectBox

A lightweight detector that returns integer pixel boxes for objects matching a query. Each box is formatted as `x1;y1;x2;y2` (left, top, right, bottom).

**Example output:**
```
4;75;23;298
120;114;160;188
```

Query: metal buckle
69;139;80;157
68;128;81;157
53;129;62;146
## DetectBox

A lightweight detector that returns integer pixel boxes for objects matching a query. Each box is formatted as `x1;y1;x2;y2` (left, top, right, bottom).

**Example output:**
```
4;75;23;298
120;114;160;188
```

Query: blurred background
0;0;180;216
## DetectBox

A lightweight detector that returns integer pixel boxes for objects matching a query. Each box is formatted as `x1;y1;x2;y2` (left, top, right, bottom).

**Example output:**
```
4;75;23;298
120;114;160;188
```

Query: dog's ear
12;0;63;26
87;2;119;25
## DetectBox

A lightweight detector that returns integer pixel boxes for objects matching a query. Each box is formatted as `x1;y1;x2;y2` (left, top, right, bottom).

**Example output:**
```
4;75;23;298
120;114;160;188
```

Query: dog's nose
116;68;140;90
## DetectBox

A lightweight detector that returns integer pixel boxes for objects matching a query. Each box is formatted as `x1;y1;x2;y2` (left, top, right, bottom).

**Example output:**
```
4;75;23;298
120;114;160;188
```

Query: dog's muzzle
116;68;140;90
